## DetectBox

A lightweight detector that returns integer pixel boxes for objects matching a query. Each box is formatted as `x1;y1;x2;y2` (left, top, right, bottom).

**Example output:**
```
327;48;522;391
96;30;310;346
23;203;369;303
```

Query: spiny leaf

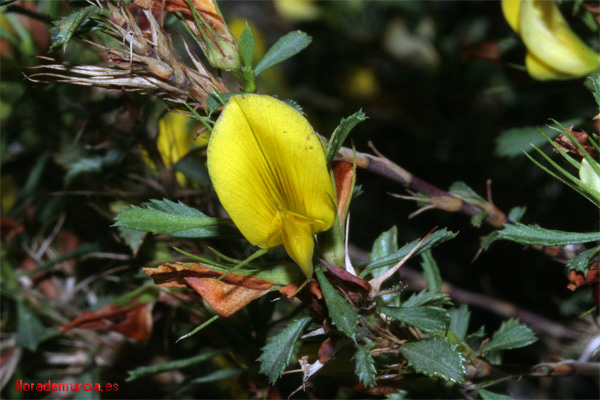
257;316;312;384
316;268;358;341
399;337;466;383
497;223;600;246
50;5;106;52
254;30;312;75
354;342;378;388
566;246;599;273
326;110;368;165
479;318;537;353
365;229;458;272
381;306;451;333
113;199;238;238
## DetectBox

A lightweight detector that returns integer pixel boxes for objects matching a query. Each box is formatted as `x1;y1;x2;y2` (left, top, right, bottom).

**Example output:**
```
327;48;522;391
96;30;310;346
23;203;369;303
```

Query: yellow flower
502;0;600;80
207;95;336;277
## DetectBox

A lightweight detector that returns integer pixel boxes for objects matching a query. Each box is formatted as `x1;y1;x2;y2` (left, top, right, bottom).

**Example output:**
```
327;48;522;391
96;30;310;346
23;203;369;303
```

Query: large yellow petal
501;0;521;34
525;51;571;80
207;94;336;271
520;0;600;77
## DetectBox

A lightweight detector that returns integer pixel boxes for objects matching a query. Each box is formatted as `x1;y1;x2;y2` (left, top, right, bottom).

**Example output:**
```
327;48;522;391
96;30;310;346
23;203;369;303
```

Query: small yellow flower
207;95;336;277
502;0;600;80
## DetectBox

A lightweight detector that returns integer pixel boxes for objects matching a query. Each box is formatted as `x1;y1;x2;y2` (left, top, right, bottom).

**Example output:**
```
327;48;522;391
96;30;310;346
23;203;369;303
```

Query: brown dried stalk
27;0;228;110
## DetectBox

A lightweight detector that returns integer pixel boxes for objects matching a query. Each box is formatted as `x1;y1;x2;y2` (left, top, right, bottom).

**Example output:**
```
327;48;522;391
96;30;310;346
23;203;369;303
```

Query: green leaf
477;388;514;400
480;230;500;251
465;325;486;349
420;250;442;292
254;30;312;75
470;210;487;228
381;306;451;333
127;350;224;381
326;110;368;165
566;246;599;273
116;227;146;254
25;242;101;276
399;337;466;383
370;226;398;263
187;368;242;385
239;22;255;69
113;199;238;238
354;342;377;388
494;119;580;158
448;305;471;341
315;268;358;340
479;318;537;353
173;157;211;187
449;181;484;203
497;223;600;246
364;229;458;273
507;206;526;223
257;316;312;384
16;300;45;351
402;290;451;308
49;5;105;52
589;71;600;110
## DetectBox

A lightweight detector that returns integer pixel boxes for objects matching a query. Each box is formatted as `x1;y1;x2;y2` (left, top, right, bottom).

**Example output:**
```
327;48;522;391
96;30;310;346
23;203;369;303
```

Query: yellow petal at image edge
501;0;521;34
519;0;600;77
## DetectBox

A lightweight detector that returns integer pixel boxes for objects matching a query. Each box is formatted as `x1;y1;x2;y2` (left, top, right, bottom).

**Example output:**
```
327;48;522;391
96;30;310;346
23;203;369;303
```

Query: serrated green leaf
326;110;368;165
479;318;537;353
477;388;514;400
494;120;580;158
316;268;358;340
497;223;600;246
282;99;304;114
402;290;451;308
254;30;312;75
448;305;471;341
382;306;451;333
399;337;466;383
465;325;486;349
365;229;458;273
449;181;483;203
420;250;442;292
370;226;398;263
566;246;600;273
507;206;526;223
113;199;238;238
50;5;105;52
257;316;312;384
127;350;224;381
354;342;377;388
16;300;45;351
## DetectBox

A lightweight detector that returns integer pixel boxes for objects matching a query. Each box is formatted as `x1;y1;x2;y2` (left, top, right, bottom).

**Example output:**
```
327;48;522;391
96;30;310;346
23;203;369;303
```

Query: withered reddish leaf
320;259;371;292
318;337;335;363
333;161;354;225
279;280;327;318
144;263;276;317
184;276;270;318
60;302;154;341
554;126;598;160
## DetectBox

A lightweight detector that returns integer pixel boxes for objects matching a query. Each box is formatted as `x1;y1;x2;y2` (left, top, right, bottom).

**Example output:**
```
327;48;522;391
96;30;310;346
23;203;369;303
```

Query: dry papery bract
28;0;229;110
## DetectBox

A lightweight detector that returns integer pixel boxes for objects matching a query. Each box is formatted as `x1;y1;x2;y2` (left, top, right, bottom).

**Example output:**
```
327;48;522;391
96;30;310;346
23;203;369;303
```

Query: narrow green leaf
254;30;312;75
497;223;600;246
326;110;368;165
315;268;358;340
477;388;514;400
401;290;451;308
381;306;450;333
479;318;537;353
399;337;466;383
25;242;100;276
365;229;458;272
127;350;224;381
448;305;471;341
239;22;255;68
16;300;45;351
507;206;526;223
589;71;600;110
113;199;238;238
49;5;105;52
480;230;500;251
420;250;442;292
566;246;599;273
354;342;378;388
187;368;242;385
470;210;487;228
257;316;312;384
